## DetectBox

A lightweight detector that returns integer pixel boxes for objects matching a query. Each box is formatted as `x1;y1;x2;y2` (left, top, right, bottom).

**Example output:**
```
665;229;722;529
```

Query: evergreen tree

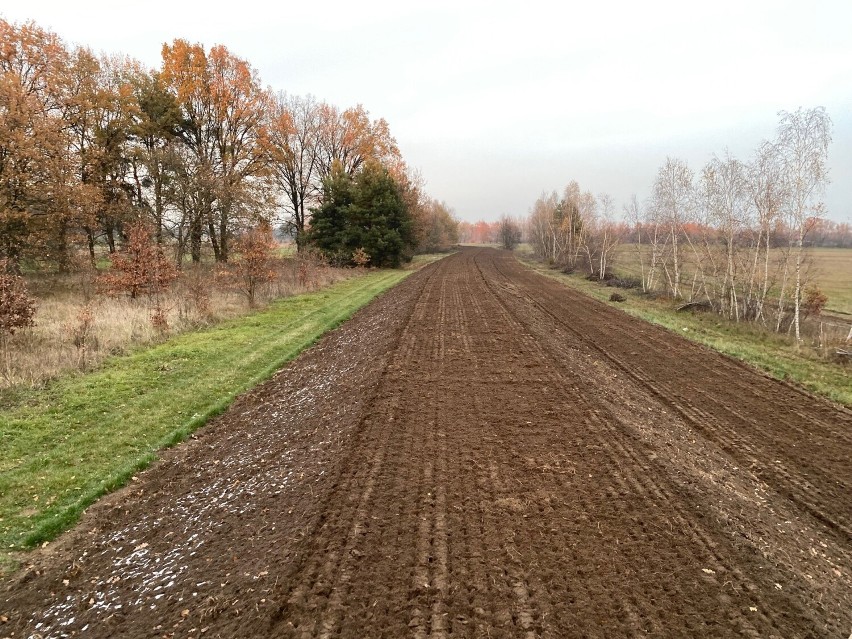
308;161;413;267
307;162;356;260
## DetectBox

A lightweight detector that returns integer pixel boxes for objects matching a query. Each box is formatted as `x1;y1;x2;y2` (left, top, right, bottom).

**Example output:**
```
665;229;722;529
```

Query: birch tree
651;157;693;298
700;153;751;319
746;140;786;324
776;107;832;343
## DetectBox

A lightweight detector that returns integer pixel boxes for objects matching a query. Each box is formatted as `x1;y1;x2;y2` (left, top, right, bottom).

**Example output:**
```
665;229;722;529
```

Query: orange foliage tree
160;40;272;263
0;259;36;334
1;18;431;273
65;48;142;263
99;221;177;299
0;19;71;267
225;222;278;307
315;103;402;180
266;93;320;250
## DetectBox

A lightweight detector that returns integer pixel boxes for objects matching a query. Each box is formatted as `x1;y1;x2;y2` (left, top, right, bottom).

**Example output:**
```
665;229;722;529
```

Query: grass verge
517;252;851;407
0;267;415;571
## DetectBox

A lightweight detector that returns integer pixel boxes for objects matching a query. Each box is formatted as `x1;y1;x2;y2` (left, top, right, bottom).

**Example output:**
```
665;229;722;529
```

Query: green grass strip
0;269;410;559
518;255;852;407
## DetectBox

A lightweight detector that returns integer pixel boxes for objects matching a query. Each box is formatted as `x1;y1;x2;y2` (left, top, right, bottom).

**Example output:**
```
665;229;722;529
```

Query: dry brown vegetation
2;250;350;390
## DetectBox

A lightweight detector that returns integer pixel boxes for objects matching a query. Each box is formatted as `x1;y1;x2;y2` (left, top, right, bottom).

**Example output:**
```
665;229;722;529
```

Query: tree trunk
793;233;803;346
219;210;229;263
191;213;203;264
208;215;221;263
155;178;164;245
106;226;116;254
671;226;680;299
86;228;96;268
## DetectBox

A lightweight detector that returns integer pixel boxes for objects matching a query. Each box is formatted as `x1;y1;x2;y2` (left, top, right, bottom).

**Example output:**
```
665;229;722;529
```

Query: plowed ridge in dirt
2;248;850;638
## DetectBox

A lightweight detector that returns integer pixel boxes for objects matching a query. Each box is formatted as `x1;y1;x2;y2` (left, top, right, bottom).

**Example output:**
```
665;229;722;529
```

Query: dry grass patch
3;254;351;391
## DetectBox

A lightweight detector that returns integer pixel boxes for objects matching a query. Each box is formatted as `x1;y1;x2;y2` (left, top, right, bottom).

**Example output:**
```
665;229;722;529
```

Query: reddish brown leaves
98;222;178;299
0;259;36;336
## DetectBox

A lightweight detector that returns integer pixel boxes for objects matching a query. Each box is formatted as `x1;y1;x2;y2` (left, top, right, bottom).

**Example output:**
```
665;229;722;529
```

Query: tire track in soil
2;248;850;638
463;253;773;636
487;253;852;540
477;250;851;635
274;256;451;638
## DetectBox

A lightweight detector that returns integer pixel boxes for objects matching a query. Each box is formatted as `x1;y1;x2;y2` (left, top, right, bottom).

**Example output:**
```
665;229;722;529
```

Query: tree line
0;19;458;273
527;108;835;341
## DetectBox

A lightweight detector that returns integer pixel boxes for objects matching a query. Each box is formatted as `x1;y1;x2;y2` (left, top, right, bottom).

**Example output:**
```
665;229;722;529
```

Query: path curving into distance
2;247;850;638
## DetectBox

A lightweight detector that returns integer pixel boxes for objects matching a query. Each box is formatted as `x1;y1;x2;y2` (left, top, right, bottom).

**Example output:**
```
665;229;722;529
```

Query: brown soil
2;247;851;638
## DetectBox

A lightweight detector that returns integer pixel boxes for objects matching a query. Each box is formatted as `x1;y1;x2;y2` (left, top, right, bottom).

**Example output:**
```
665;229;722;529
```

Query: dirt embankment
3;248;850;638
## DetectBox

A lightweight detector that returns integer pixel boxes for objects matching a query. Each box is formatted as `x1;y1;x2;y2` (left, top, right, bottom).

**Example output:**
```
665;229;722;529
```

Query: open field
611;244;852;316
0;269;411;571
2;248;849;637
807;247;852;316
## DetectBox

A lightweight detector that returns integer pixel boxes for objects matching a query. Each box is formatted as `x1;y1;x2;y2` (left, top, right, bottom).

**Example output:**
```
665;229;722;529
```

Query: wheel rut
2;248;849;638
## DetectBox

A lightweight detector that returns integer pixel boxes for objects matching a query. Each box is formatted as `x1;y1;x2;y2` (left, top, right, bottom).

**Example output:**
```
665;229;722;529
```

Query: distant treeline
621;218;852;249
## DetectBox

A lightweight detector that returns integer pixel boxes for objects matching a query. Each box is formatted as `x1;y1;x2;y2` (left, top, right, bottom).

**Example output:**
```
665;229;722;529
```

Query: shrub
182;265;212;316
0;259;37;379
802;286;828;318
150;304;170;334
225;224;278;307
99;222;178;300
352;247;371;268
0;260;36;337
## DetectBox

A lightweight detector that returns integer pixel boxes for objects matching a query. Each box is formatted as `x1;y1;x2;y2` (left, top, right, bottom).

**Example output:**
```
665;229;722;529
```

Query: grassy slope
0;269;411;565
517;251;851;407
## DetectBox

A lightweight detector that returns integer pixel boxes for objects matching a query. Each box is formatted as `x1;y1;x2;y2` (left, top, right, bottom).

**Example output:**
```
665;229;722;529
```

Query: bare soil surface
2;248;851;638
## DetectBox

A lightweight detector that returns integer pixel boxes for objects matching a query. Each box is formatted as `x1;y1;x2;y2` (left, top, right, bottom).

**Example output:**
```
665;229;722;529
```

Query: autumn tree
64;49;141;263
651;158;694;298
624;194;661;293
161;40;272;263
590;193;622;280
315;103;403;180
99;221;177;299
267;93;322;250
0;258;36;377
746;140;786;323
228;222;278;307
498;215;522;250
414;198;459;253
528;182;592;270
457;220;500;244
527;191;560;262
129;70;183;246
560;182;587;270
699;153;751;318
0;19;70;268
0;18;433;277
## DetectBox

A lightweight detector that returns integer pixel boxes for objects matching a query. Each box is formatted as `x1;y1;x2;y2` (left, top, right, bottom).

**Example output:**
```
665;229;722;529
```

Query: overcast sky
3;0;851;222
